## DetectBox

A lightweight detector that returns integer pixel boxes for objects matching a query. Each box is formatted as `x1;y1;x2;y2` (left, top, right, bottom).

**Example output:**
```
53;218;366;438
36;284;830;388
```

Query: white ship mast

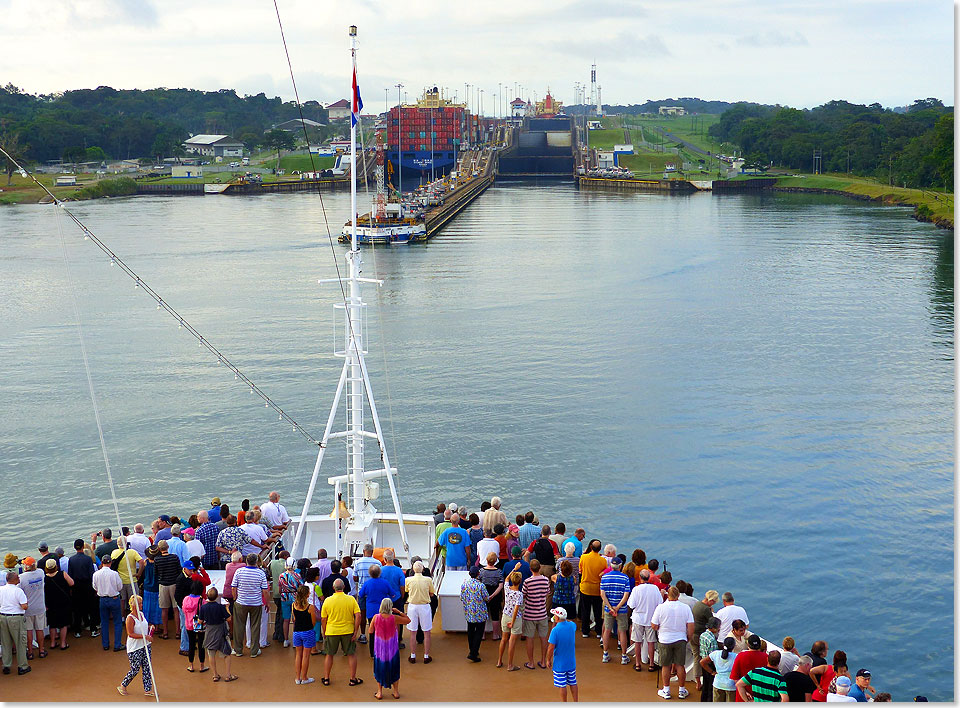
292;24;409;559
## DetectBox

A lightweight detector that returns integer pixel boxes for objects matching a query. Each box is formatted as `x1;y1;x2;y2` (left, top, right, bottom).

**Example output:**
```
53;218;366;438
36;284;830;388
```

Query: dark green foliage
72;177;138;200
0;84;329;163
709;98;953;189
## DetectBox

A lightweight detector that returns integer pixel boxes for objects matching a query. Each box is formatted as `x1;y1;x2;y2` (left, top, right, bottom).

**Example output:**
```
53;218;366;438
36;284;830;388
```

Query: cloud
737;29;809;47
58;0;158;28
561;31;671;62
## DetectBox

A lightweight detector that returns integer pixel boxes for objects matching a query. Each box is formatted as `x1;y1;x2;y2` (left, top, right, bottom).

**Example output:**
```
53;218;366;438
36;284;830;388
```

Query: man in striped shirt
737;651;788;702
599;557;632;665
521;559;551;669
230;554;269;658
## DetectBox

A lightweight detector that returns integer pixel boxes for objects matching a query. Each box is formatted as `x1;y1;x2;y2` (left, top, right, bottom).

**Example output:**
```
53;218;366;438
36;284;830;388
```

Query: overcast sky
2;0;954;111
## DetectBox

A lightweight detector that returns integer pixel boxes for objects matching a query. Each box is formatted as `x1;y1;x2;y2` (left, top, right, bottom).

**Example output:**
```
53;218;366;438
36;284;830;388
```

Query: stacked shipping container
386;105;466;152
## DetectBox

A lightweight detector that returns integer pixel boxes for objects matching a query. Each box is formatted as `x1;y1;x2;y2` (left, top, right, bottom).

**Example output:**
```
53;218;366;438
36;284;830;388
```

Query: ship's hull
387;150;458;174
340;220;426;244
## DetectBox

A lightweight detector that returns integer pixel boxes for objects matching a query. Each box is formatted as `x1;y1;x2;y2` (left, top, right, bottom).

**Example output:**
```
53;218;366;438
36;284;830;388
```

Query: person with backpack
524;526;560;588
182;579;208;673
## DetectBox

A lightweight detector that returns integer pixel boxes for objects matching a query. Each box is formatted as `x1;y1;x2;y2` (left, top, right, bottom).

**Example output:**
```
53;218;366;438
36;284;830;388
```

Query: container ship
386;87;474;180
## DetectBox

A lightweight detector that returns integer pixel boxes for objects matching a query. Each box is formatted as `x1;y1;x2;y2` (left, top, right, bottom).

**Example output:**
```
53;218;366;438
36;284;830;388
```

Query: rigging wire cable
272;2;405;515
0;144;322;447
51;203;161;703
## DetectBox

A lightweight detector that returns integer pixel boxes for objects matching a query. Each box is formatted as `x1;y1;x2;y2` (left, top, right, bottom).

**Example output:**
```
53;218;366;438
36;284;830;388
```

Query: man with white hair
482;497;507;535
0;572;30;674
602;544;617;566
628;568;663;671
165;525;190;566
826;675;858;703
125;524;151;556
784;655;819;702
715;591;749;642
260;491;291;532
194;511;219;569
404;561;436;664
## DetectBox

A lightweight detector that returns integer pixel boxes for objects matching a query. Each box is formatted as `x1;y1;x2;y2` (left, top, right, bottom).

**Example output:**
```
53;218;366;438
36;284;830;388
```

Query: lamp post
395;82;403;196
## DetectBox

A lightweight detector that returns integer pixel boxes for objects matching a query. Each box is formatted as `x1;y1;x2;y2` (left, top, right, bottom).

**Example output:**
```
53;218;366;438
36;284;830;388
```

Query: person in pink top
221;551;245;617
181;580;208;673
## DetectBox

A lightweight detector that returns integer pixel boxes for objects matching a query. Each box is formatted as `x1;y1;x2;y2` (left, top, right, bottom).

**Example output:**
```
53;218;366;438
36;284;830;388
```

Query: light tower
374;127;386;221
590;63;598;116
597;85;602;117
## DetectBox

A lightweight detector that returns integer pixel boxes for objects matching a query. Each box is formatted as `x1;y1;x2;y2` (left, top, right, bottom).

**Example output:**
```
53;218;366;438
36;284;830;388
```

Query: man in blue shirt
547;607;578;702
599;556;632;665
559;528;585;558
501;546;531;587
436;523;471;571
848;669;875;702
379;550;407;649
207;498;222;524
358;564;401;657
517;511;541;549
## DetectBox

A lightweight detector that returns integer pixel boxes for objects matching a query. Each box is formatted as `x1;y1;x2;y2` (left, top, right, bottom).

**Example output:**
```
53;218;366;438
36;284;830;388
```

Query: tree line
0;83;333;166
709;98;953;190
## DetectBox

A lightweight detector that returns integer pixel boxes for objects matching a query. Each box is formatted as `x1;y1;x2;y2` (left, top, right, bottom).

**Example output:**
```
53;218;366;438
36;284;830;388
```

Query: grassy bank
772;173;954;229
0;173;126;205
277;154;335;171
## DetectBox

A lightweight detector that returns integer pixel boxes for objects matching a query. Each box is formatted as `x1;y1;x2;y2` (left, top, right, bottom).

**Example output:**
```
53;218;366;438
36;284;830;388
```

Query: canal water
0;184;953;699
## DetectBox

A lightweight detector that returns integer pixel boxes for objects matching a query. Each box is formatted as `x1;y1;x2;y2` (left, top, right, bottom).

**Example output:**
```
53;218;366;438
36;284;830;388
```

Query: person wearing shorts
631;622;657;668
599;557;632;665
521;559;551;669
651;586;695;700
319;578;362;686
291;585;317;685
404;561;436;664
497;572;524;670
547;607;578;702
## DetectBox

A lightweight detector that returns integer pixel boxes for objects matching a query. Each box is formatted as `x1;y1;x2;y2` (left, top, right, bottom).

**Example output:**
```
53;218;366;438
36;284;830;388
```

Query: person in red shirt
646;559;665;591
810;650;848;701
188;556;211;588
493;524;509;569
729;633;768;702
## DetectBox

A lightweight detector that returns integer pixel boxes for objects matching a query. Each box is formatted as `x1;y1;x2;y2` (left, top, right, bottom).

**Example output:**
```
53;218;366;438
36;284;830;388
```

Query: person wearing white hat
546;607;577;702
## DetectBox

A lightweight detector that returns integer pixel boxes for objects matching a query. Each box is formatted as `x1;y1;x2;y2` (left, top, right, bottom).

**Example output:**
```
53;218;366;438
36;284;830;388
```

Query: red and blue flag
351;66;363;127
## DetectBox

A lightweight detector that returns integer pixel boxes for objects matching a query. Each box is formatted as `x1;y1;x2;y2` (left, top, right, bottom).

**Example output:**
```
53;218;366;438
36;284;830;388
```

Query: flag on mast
351;66;363;127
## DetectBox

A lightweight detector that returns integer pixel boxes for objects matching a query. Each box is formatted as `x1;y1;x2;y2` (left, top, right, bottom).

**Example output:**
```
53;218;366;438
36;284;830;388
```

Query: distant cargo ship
386;87;472;178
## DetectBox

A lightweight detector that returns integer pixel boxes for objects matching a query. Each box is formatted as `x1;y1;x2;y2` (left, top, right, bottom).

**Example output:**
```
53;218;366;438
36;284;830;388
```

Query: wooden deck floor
7;608;692;702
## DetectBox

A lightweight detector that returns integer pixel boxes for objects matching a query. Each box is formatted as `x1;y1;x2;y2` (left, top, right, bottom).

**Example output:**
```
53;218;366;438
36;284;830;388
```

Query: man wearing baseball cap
848;669;876;702
155;516;173;543
826;675;858;702
546;607;578;702
37;543;57;575
208;498;223;524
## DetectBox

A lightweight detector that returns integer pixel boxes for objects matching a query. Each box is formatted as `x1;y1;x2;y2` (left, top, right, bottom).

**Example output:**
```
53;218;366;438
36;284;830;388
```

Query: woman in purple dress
370;598;410;700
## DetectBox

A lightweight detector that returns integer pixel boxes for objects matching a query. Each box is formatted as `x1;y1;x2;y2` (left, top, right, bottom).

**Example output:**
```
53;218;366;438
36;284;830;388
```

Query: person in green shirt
737;651;789;702
268;550;289;642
